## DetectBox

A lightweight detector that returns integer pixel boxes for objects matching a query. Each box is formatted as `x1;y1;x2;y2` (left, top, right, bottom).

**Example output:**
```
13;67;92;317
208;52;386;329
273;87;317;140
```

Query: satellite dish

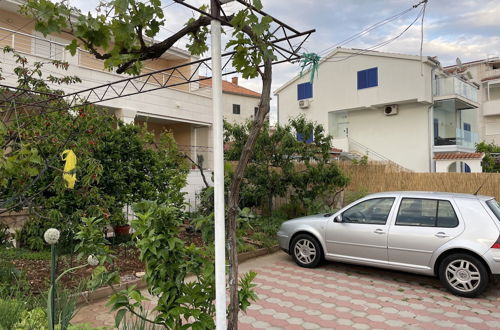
456;57;463;70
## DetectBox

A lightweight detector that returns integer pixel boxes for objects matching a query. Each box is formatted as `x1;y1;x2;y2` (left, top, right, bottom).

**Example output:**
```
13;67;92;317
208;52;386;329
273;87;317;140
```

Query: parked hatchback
278;191;500;297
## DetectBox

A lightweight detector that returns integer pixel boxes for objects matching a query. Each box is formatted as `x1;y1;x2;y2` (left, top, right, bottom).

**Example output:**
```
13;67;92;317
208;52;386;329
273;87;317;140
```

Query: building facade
276;48;483;173
444;58;500;145
199;76;261;124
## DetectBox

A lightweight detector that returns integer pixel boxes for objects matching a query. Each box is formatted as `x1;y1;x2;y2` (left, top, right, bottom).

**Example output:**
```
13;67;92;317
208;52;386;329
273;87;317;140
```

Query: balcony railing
0;26;194;92
433;76;479;104
434;128;479;149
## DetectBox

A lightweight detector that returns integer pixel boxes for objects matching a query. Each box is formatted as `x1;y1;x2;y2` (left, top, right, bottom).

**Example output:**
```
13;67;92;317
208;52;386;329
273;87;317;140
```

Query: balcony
483;99;500;116
433;76;479;108
0;26;195;92
434;128;479;151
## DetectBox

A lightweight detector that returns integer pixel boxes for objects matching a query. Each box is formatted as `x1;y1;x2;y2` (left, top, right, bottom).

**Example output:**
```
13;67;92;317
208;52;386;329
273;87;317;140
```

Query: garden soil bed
12;246;144;294
11;224;270;295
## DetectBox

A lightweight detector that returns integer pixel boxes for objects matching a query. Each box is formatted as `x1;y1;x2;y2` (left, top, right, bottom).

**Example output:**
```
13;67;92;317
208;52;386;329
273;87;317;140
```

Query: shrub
13;308;47;330
0;299;26;330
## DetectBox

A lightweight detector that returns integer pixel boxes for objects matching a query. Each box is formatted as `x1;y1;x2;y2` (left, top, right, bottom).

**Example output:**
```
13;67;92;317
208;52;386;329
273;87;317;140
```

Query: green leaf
115;309;127;328
66;39;78;56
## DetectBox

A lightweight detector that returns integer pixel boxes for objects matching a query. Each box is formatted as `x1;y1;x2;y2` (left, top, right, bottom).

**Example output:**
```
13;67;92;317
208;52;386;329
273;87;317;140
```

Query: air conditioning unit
299;99;310;109
384;104;398;116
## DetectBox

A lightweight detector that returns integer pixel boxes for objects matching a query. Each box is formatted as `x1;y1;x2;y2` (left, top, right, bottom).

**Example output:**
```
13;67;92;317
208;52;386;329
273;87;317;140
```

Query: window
254;107;259;116
486;199;500;221
297;82;313;100
342;198;395;225
357;67;378;90
296;130;314;144
396;198;458;228
232;104;241;115
463;122;471;142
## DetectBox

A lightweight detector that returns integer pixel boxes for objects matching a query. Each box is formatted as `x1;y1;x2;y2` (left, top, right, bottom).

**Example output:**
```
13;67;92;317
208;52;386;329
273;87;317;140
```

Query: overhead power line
317;0;429;57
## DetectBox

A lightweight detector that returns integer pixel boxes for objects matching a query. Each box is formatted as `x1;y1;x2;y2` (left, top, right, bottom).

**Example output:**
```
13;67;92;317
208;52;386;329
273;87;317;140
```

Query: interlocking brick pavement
73;252;500;329
238;253;500;329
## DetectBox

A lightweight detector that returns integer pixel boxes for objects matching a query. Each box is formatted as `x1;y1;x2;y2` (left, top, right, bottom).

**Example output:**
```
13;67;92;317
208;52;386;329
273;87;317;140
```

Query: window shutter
297;82;313;100
367;68;378;87
357;70;366;89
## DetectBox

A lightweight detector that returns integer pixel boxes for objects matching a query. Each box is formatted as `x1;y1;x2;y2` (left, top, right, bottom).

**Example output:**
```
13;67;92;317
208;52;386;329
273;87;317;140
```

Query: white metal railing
0;26;196;92
433;76;479;103
348;138;413;172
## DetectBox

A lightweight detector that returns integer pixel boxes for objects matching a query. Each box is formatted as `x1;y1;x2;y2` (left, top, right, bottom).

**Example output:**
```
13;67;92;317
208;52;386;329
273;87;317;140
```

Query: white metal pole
211;0;226;328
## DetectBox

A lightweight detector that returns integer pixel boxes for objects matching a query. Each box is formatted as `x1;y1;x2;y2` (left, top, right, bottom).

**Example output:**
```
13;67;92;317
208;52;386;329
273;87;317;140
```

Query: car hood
282;213;330;229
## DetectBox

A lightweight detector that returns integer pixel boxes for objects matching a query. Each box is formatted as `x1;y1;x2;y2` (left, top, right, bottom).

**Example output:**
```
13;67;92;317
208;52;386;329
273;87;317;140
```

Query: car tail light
492;236;500;249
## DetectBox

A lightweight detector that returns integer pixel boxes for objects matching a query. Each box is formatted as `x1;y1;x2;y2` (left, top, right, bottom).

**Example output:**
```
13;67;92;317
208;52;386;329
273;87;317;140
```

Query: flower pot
113;224;131;236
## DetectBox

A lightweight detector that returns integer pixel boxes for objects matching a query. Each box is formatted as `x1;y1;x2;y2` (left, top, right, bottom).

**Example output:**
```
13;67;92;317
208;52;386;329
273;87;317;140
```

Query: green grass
0;247;51;261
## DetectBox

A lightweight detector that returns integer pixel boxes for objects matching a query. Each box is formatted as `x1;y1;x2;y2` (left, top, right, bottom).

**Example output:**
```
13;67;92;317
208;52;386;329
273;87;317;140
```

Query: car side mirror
334;215;343;223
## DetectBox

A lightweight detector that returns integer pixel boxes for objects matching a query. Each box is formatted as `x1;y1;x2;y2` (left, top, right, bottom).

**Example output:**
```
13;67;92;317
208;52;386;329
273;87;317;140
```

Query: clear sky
72;0;500;123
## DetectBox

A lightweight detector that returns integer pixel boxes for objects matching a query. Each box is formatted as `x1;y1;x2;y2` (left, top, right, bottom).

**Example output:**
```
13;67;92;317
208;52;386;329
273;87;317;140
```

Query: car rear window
486;199;500;221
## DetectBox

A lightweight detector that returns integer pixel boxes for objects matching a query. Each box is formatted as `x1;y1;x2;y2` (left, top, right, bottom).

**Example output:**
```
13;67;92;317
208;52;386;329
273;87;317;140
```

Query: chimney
231;77;238;85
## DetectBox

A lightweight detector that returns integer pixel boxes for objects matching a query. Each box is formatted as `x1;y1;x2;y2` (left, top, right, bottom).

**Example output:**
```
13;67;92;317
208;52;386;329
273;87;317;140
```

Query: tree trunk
227;59;272;329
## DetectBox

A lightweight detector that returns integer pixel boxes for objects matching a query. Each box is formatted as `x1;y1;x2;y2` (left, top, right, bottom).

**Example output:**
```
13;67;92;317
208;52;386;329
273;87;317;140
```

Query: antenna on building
456;57;463;69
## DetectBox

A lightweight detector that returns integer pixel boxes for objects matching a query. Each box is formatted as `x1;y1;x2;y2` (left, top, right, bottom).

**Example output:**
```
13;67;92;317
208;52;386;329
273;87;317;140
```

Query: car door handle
374;229;385;234
435;232;450;238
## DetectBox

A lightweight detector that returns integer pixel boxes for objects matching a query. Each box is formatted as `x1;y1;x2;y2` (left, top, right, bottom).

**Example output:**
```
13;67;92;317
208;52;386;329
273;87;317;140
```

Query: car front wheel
438;253;489;298
291;234;323;268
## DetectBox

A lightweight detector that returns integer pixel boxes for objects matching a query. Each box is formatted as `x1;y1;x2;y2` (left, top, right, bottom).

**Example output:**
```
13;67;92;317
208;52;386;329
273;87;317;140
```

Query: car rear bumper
483;249;500;275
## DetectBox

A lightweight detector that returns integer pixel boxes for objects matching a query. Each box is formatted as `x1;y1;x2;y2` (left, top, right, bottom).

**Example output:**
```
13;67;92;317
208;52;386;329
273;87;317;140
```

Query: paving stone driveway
74;251;500;328
238;252;500;329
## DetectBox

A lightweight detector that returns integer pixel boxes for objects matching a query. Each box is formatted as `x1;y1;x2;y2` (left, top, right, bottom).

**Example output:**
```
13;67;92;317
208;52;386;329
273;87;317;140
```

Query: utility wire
316;0;429;58
323;6;425;63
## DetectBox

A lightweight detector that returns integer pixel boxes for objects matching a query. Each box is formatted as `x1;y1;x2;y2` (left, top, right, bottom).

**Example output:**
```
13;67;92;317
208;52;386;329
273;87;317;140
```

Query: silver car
278;191;500;297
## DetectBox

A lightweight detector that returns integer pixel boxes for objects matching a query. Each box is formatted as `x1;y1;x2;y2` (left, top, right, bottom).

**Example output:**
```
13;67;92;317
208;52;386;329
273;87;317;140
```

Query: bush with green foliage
106;201;257;328
0;49;188;251
0;298;26;330
225;115;349;215
476;141;500;172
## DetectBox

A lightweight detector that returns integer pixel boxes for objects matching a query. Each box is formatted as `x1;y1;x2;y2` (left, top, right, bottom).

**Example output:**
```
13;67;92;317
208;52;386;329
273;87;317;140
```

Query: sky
72;0;500;123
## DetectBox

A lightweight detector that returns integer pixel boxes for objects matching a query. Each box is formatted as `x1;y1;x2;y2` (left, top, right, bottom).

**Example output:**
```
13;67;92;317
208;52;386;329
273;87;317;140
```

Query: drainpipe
429;66;436;172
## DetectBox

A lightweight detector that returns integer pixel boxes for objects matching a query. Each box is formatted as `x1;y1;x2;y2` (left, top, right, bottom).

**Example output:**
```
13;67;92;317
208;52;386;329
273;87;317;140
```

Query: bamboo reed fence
338;162;500;201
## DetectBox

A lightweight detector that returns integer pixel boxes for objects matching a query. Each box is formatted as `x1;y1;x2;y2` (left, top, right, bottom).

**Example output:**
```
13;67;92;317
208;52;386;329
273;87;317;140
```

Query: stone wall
0;209;30;233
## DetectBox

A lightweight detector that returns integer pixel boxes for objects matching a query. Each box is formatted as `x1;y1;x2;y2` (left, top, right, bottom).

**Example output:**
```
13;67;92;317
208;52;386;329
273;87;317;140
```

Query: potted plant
110;211;130;236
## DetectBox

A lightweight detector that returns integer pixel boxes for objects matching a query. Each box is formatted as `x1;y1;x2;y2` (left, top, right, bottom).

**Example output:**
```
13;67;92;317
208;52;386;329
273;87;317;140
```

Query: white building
275;48;485;173
0;0;215;203
444;58;500;144
199;76;261;124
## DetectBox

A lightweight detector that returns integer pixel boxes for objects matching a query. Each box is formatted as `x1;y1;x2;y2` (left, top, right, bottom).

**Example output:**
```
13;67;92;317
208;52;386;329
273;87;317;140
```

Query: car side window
436;200;459;228
396;198;458;228
342;198;395;225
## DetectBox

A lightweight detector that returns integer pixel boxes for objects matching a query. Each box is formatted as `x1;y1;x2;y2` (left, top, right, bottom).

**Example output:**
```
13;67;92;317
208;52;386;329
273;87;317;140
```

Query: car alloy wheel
294;238;317;265
439;253;489;298
291;234;323;268
445;259;481;293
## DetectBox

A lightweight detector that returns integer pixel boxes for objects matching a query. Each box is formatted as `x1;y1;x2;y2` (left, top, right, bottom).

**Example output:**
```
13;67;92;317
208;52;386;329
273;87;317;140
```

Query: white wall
340;103;431;172
223;93;260;124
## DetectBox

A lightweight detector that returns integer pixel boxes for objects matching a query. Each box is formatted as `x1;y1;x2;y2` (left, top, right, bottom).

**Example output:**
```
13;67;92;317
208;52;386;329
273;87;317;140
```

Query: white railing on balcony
434;128;479;149
433;76;479;104
0;26;195;92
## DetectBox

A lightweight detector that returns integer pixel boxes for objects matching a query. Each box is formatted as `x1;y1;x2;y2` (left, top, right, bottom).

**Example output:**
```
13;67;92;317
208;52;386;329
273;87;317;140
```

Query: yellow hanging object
61;150;77;189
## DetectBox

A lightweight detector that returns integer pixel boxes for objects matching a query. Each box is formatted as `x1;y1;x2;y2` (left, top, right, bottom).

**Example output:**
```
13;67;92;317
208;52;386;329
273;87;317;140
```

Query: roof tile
199;77;261;98
434;152;484;160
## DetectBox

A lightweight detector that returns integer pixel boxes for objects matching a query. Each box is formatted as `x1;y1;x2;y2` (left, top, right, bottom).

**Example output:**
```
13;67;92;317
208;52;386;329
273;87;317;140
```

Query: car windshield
486;199;500;221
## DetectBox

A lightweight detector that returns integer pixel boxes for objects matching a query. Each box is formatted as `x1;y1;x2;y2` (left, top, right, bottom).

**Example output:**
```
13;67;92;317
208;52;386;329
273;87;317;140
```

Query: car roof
366;191;494;201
